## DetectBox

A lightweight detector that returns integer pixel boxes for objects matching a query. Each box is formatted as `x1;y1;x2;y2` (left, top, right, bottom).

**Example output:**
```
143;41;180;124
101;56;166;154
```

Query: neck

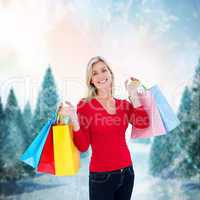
96;88;112;100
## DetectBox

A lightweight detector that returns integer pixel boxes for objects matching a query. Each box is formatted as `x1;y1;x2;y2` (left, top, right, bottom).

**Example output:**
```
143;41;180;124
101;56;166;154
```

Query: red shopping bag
37;127;55;174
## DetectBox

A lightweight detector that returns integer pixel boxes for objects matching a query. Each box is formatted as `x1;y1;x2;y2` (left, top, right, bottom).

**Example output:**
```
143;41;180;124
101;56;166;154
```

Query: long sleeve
125;99;150;129
73;99;90;152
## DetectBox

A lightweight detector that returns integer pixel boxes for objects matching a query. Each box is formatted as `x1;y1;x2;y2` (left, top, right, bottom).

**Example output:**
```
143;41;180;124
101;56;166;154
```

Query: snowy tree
177;86;192;121
0;96;4;141
148;86;188;178
23;101;33;145
0;89;25;180
177;59;200;178
150;57;200;180
0;89;35;181
0;97;5;176
169;86;193;178
17;108;35;178
32;66;59;139
149;130;180;178
190;58;200;121
174;59;200;178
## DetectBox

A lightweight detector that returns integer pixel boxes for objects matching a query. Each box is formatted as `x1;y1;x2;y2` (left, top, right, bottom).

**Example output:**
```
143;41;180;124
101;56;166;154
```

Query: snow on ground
1;143;200;200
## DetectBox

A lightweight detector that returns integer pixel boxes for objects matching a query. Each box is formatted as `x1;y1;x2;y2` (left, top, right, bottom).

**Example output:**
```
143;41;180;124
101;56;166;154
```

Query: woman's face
90;61;112;92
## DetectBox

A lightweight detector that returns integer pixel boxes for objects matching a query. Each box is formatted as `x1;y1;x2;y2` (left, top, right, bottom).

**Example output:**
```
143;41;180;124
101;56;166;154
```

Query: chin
97;85;110;91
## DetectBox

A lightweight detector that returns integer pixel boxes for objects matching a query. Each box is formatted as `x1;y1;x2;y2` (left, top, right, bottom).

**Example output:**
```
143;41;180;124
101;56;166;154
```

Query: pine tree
149;58;200;179
0;97;5;176
32;67;59;139
1;89;25;180
171;61;199;179
175;59;200;178
149;87;192;178
149;136;165;176
17;108;35;178
23;101;33;145
0;96;4;140
183;58;200;177
149;131;180;178
177;86;192;121
169;87;193;178
190;58;200;121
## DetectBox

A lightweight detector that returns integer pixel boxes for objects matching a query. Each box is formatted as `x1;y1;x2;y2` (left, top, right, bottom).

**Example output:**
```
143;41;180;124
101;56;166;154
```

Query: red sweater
73;97;149;172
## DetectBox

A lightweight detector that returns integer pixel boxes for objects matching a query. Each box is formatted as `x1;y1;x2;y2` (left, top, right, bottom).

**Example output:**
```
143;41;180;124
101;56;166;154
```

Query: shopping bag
150;85;180;132
131;88;166;139
52;115;80;176
37;113;70;175
37;127;55;174
20;114;56;168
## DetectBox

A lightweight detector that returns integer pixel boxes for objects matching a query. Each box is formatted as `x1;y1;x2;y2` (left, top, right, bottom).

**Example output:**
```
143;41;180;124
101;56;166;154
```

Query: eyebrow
92;66;107;73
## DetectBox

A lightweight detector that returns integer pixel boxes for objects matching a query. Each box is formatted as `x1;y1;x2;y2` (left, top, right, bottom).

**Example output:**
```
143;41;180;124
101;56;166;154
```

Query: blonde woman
59;56;149;200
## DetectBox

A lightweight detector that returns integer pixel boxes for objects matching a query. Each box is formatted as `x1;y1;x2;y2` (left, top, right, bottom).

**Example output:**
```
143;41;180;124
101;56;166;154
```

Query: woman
59;56;149;200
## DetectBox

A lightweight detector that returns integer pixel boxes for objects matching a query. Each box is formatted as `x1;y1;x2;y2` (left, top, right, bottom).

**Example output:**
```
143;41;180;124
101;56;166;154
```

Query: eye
102;68;107;73
92;71;97;76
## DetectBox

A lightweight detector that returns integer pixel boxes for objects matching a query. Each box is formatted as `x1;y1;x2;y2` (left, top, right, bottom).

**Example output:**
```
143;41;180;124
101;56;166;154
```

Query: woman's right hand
57;101;80;131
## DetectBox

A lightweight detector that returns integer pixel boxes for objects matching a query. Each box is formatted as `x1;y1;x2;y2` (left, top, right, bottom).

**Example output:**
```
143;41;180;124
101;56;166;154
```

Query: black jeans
89;165;135;200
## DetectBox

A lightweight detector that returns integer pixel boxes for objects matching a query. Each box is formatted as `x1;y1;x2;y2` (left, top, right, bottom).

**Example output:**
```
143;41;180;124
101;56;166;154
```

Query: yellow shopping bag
52;117;80;176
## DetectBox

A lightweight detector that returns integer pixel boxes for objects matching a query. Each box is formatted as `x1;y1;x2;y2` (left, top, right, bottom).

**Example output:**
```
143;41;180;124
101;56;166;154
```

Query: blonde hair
84;56;115;102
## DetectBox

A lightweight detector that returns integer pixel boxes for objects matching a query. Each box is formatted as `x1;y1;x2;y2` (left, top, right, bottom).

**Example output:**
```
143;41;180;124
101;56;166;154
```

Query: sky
0;0;199;112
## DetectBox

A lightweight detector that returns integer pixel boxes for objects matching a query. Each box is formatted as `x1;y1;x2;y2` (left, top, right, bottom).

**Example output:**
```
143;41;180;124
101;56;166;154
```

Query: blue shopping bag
151;85;181;132
20;113;56;168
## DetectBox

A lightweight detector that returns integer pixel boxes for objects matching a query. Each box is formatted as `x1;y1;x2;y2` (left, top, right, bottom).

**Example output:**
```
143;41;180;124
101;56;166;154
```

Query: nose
96;74;105;81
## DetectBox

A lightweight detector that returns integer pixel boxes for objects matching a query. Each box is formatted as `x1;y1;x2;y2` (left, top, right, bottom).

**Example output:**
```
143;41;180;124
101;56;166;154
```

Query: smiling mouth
98;78;108;84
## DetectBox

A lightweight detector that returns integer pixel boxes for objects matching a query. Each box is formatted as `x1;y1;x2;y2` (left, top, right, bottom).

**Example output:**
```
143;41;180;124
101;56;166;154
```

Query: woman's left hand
124;77;140;97
125;77;142;107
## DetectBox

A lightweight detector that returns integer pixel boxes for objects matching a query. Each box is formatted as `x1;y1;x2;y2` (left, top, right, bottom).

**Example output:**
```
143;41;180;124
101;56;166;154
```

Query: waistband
89;165;133;175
